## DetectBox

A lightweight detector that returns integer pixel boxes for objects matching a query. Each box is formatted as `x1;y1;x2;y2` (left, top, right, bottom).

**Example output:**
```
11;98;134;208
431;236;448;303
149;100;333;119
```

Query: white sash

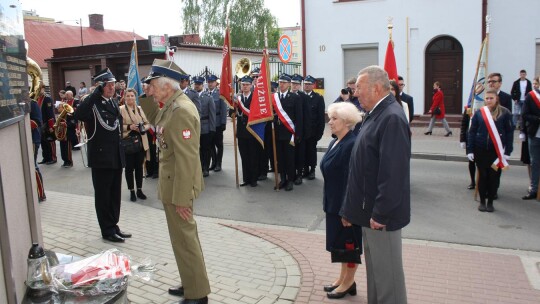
236;95;250;116
479;106;509;171
272;92;295;145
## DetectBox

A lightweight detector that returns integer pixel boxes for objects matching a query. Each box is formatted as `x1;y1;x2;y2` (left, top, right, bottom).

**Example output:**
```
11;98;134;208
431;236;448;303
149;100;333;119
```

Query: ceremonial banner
384;40;398;82
127;40;144;101
468;36;489;113
247;50;274;147
220;27;234;108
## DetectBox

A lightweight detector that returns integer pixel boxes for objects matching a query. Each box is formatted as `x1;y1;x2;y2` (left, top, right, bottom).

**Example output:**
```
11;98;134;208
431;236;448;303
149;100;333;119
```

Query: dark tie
281;93;285;100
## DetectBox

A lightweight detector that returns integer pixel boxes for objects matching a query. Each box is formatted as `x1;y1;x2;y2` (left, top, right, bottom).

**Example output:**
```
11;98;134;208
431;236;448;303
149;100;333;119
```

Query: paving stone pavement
40;190;540;303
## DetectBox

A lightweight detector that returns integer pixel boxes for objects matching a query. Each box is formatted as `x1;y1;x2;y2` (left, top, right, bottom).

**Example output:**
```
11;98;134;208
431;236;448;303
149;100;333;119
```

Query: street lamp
55;18;83;46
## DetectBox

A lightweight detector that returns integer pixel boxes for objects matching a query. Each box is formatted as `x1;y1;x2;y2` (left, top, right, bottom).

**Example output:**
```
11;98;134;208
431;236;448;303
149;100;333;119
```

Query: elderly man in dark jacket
340;66;410;304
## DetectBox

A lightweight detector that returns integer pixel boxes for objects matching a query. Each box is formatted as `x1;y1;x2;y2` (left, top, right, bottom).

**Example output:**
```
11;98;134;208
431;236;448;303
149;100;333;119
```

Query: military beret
144;59;188;83
92;68;116;83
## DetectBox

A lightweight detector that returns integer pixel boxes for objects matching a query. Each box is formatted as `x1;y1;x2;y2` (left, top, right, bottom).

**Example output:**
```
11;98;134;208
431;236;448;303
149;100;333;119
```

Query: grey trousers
427;116;451;133
362;227;407;304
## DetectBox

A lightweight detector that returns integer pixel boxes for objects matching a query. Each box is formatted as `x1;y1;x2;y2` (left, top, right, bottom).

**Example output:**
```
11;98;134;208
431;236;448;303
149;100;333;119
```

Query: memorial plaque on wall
0;2;30;129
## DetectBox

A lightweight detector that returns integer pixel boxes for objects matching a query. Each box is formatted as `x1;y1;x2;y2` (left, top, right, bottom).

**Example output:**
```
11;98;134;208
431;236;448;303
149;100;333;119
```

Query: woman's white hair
327;102;363;129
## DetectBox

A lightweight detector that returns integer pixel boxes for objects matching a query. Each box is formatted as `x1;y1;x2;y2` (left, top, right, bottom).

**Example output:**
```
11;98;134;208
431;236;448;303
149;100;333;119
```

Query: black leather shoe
250;182;258;187
478;204;487;212
493;193;498;200
117;231;132;238
46;160;57;165
203;170;209;177
103;234;125;243
180;296;208;304
257;174;267;181
168;285;184;296
424;131;432;135
38;160;48;164
323;284;339;292
214;165;222;172
307;171;316;180
467;183;475;190
327;282;356;299
522;192;537;200
294;176;303;185
130;191;136;202
240;182;249;187
137;189;147;200
486;204;494;212
444;131;453;137
278;181;287;189
285;181;293;191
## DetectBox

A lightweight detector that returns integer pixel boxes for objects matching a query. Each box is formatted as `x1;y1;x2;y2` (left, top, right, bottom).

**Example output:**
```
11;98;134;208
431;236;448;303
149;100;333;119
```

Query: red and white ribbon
236;95;250;116
479;106;509;170
530;90;540;109
272;92;295;145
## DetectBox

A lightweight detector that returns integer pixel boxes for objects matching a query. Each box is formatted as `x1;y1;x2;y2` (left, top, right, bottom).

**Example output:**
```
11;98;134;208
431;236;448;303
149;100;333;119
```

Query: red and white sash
272;92;295;145
530;90;540;109
236;95;250;116
479;106;509;171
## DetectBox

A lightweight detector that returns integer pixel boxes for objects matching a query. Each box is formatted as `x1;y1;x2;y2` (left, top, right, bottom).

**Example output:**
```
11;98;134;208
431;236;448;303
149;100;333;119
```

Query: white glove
460;142;466;149
467;153;474;162
519;133;526;141
503;155;510;160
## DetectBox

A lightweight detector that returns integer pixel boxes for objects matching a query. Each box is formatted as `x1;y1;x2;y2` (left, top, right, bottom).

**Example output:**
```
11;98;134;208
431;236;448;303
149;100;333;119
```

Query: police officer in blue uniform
303;75;326;180
193;76;216;177
207;74;228;172
274;74;303;191
179;74;201;113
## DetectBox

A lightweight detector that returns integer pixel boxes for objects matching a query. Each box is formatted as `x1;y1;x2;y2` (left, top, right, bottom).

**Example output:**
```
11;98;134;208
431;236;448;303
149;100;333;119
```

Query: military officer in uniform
303;75;326;180
179;73;201;113
290;74;311;185
74;68;130;243
236;76;261;187
37;84;57;165
140;60;210;304
207;74;227;172
274;74;303;191
193;76;216;177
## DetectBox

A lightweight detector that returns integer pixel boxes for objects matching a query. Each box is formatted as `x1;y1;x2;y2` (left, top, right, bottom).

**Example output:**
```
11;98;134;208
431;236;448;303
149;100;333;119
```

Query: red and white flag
219;27;234;108
384;40;398;82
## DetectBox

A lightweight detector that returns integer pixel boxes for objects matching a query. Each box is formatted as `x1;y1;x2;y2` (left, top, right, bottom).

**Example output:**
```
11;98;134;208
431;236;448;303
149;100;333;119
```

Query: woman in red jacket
425;81;453;136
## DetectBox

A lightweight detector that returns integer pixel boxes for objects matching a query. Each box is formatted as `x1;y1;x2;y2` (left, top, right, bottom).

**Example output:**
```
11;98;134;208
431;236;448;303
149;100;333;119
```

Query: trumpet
54;103;74;141
235;57;252;78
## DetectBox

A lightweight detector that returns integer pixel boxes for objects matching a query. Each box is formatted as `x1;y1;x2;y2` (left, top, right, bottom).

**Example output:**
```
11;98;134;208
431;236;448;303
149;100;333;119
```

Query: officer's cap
240;76;253;84
92;68;116;83
192;76;205;84
207;74;218;82
250;67;261;77
278;74;292;83
291;74;304;84
144;59;188;83
271;81;278;90
304;75;316;84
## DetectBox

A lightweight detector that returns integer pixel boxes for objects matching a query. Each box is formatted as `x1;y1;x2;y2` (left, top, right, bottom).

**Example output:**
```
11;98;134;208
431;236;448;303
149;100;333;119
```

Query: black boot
214;161;222;172
486;201;494;212
130;190;136;202
137;189;147;200
307;167;316;180
478;200;486;212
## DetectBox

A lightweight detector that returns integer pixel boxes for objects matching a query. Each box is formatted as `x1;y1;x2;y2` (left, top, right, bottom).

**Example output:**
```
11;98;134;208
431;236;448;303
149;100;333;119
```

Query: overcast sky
18;0;301;38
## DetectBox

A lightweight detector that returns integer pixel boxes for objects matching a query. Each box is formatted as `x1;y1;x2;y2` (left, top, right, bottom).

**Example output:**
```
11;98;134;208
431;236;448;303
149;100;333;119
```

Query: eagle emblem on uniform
182;129;191;139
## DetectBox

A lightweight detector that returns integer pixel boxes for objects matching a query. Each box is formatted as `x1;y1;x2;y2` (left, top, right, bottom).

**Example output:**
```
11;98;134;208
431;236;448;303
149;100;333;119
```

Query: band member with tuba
37;84;58;165
74;68;130;243
57;90;79;168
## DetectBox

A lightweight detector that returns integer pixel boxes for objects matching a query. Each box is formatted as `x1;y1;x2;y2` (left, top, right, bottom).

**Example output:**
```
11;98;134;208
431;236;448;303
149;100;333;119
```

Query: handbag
122;131;142;154
433;107;441;115
330;226;362;264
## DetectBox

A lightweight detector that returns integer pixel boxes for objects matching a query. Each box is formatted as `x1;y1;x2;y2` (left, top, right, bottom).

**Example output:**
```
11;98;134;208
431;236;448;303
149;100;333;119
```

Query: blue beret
304;75;316;84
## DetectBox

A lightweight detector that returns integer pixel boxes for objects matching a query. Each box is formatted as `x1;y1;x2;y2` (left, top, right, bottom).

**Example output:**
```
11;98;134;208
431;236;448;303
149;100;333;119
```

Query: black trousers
264;122;274;172
60;130;77;164
238;136;260;184
92;167;123;237
276;139;295;182
200;133;213;172
145;132;158;176
41;137;57;162
294;139;306;175
474;148;500;204
124;150;145;190
304;136;319;169
212;129;224;165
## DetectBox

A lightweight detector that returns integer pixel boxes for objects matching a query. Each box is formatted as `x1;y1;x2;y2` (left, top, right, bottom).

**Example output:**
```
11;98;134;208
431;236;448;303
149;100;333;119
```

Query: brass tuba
27;57;42;100
235;57;252;78
54;103;74;141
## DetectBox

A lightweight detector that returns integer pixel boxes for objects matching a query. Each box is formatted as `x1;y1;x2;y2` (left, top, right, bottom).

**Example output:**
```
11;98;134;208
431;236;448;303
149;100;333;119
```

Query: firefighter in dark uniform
303;75;326;180
208;74;228;172
74;68;130;243
251;68;271;180
193;76;216;177
37;84;57;165
290;74;311;185
236;76;261;187
30;99;46;202
274;74;303;191
58;90;79;167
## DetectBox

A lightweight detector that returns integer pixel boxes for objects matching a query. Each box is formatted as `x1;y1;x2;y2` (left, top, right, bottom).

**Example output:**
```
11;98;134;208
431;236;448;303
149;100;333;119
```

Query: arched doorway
425;36;463;114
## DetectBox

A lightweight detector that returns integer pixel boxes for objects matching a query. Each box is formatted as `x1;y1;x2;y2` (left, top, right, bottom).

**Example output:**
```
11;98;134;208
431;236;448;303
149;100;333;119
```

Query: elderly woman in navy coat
320;102;363;299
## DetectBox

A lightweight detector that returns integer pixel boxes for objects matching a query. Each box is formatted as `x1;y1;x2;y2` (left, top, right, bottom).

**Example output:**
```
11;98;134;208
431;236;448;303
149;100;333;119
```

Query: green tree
181;0;279;49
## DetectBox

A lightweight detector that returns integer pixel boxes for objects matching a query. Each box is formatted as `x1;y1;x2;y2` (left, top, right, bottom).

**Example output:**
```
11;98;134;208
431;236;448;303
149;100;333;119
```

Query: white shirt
368;94;390;115
520;80;527;101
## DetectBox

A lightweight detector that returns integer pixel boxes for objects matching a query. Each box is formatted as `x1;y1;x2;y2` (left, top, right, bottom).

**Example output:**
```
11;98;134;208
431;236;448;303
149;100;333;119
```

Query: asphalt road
41;142;540;251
